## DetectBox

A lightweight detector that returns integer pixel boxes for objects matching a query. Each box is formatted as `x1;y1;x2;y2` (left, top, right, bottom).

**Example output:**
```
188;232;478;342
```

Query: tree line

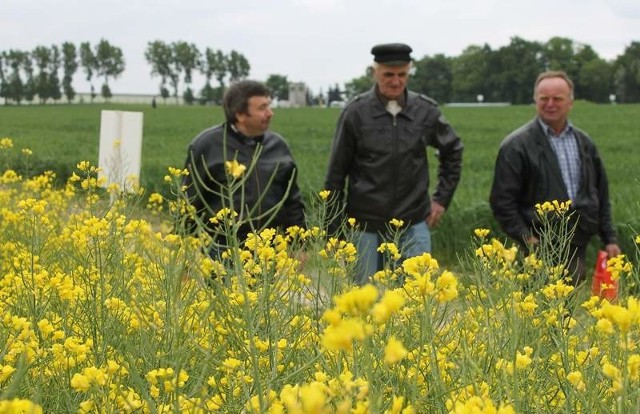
144;41;252;105
0;39;125;105
345;36;640;104
0;40;256;106
0;37;298;107
3;36;640;105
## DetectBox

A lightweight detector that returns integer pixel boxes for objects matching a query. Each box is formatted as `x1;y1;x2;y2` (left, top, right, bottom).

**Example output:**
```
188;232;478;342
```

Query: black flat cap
371;43;413;65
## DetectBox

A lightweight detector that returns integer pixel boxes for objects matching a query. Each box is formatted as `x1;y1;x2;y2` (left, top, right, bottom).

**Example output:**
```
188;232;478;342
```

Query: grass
2;101;639;267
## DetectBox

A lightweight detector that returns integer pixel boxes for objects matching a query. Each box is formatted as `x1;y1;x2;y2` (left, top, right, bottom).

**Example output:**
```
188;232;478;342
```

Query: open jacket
489;118;617;247
183;123;305;242
324;86;463;232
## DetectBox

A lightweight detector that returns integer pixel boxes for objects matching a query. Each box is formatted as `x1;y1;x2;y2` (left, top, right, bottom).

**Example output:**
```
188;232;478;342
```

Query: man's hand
605;243;621;258
426;201;445;228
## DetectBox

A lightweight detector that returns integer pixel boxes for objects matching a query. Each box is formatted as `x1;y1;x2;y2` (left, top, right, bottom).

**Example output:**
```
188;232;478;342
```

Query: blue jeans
353;221;432;284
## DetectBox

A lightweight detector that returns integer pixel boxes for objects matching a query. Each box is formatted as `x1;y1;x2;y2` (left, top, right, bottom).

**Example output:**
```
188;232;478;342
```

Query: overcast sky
2;0;639;96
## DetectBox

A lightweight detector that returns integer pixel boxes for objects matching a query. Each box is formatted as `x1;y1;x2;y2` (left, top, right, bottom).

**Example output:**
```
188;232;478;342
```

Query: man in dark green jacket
490;70;620;285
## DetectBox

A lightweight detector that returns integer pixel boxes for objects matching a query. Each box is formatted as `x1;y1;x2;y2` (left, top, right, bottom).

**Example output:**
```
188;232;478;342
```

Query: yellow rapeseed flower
0;365;16;383
221;358;242;372
602;362;621;381
70;373;91;392
0;169;22;183
377;242;401;261
435;271;459;303
599;299;637;334
389;218;404;228
300;383;327;413
334;284;379;316
321;318;371;352
371;290;406;324
514;293;538;316
148;192;163;204
606;254;633;281
474;228;490;238
225;159;247;178
210;207;238;225
446;395;514;414
322;309;342;326
168;166;189;176
567;371;586;391
76;160;94;172
319;189;331;200
596;318;615;334
627;354;640;379
0;137;14;148
535;199;572;216
542;279;574;300
384;336;408;365
0;399;43;414
515;346;533;369
319;237;357;264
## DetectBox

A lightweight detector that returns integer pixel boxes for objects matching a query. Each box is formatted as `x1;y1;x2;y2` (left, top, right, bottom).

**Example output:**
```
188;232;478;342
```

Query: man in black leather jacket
324;43;463;284
183;80;305;255
490;71;620;284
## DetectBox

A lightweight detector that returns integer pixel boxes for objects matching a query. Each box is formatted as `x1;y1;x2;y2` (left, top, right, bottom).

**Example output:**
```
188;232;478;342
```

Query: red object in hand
591;250;618;301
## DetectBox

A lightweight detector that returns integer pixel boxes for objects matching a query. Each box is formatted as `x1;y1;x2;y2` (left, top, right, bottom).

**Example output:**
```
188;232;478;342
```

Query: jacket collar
537;117;574;138
227;123;264;145
367;86;415;121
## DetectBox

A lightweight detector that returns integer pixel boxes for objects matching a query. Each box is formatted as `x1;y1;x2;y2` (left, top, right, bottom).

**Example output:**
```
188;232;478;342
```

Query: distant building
1;93;185;106
74;92;184;105
288;82;307;107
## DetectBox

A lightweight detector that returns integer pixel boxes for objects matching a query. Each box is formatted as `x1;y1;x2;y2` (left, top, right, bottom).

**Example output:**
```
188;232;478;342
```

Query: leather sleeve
489;140;532;243
432;114;463;208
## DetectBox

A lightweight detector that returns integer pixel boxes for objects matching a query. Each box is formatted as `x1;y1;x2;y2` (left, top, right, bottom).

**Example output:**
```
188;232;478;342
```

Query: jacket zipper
390;114;399;220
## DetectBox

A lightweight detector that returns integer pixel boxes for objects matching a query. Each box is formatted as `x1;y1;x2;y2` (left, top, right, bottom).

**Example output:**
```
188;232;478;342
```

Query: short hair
223;80;271;124
533;71;574;99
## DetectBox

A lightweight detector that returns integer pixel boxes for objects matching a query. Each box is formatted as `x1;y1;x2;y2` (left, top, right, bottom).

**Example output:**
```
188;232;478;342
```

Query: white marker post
98;110;144;193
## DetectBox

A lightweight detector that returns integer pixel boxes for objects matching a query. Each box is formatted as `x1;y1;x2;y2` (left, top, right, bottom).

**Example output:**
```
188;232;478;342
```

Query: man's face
373;63;410;100
236;95;273;136
534;77;573;132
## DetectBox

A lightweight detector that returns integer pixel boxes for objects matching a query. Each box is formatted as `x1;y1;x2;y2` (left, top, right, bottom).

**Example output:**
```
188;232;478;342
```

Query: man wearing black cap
324;43;463;284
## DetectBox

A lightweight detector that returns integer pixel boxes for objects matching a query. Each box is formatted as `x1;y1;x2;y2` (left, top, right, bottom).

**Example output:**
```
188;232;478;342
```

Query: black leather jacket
183;123;305;241
490;118;617;247
324;86;463;232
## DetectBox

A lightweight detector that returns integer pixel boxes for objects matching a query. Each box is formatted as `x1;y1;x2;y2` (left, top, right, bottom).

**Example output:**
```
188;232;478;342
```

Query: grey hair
533;71;574;100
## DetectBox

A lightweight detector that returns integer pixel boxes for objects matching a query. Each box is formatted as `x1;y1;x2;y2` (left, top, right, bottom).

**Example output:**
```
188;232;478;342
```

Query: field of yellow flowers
1;136;640;413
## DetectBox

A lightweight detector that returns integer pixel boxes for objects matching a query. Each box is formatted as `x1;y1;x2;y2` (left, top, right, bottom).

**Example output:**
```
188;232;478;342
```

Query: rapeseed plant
1;139;640;412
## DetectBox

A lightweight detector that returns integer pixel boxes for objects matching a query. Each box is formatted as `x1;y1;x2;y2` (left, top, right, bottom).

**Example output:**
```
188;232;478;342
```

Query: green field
2;102;639;266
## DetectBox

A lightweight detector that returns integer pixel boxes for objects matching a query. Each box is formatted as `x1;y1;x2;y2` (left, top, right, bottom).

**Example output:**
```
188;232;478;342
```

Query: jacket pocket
360;124;393;154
